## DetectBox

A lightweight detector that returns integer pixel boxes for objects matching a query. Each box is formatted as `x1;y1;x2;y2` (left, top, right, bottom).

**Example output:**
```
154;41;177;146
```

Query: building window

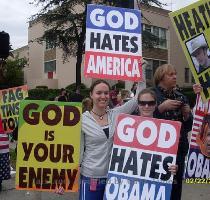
145;24;152;33
146;60;153;79
142;24;167;49
44;60;56;73
45;37;56;50
144;59;167;81
185;68;189;83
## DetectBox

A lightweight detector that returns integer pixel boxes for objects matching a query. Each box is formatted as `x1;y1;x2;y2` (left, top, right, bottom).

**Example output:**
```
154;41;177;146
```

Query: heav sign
104;114;181;200
84;4;142;81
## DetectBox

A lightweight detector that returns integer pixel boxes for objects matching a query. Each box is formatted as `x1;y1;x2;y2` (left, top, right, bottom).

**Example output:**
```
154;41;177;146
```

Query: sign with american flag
185;94;210;179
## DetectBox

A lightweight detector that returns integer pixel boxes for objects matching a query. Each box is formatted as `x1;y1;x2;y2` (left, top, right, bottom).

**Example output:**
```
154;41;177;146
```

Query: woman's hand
181;104;191;121
193;84;202;94
158;99;182;113
168;164;178;175
55;185;64;195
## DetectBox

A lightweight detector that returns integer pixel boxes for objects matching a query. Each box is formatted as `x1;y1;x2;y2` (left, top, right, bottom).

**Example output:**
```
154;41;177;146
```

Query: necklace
91;110;106;120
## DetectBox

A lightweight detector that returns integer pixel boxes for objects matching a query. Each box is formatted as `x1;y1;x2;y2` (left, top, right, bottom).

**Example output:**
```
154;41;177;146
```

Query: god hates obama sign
16;100;81;192
104;114;181;200
84;4;142;81
0;85;28;133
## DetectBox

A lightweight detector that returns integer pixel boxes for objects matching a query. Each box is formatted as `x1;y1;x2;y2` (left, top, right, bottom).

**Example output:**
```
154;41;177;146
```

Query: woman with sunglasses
137;88;178;173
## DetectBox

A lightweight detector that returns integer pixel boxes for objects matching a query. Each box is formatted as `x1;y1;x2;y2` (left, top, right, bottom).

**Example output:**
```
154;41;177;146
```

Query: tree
32;0;165;87
0;56;26;89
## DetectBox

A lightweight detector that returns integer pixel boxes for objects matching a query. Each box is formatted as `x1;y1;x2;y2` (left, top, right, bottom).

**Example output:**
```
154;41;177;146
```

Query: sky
0;0;199;50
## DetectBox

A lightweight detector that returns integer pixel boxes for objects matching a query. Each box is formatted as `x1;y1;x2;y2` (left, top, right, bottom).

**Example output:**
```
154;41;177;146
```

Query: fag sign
104;114;181;200
16;100;82;192
84;4;142;81
0;85;28;133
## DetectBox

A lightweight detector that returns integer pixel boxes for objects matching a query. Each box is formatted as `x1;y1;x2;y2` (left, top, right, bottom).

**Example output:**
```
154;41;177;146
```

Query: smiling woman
137;88;157;117
79;79;145;200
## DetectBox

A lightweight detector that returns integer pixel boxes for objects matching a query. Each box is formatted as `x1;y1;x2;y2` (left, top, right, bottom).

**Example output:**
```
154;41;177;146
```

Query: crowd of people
76;64;193;200
0;63;203;200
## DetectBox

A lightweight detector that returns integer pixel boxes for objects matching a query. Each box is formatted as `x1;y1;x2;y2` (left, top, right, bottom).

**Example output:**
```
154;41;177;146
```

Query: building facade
15;4;194;89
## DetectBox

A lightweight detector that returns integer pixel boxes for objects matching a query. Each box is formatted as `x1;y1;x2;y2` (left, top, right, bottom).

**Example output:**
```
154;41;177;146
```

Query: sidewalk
1;175;210;200
1;142;209;200
0;175;78;200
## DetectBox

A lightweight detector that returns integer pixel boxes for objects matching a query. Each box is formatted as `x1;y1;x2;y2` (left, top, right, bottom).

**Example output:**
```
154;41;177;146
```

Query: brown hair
82;97;92;113
119;89;130;100
137;88;157;102
90;80;111;94
153;64;176;86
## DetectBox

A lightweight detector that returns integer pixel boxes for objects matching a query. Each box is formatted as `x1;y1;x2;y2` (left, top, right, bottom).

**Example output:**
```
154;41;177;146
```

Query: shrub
66;83;87;92
28;89;60;100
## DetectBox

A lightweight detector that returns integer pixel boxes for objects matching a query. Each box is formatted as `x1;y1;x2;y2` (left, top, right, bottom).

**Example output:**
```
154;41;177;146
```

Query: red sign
114;114;181;154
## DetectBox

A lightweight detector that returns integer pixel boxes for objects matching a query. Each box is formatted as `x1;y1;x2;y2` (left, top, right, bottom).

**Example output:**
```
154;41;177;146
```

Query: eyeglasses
138;100;156;106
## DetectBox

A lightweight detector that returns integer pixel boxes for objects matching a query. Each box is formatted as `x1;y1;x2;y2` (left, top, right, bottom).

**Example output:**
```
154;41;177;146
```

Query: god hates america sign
104;114;181;200
84;4;142;81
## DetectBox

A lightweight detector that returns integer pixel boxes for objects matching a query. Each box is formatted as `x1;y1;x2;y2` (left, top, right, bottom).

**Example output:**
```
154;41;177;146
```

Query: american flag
0;116;9;154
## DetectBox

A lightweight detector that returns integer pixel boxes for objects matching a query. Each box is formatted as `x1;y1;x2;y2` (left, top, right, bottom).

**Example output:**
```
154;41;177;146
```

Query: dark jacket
153;86;193;156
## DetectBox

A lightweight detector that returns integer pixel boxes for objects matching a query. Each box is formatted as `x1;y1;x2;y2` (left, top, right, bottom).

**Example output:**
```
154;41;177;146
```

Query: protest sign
0;85;28;133
16;100;82;192
170;0;210;101
185;94;210;181
104;114;181;200
84;4;142;81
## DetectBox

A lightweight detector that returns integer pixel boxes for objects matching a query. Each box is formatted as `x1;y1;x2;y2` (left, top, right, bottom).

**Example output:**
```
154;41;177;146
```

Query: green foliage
28;87;90;100
28;88;60;100
66;82;87;91
79;88;90;98
0;56;26;88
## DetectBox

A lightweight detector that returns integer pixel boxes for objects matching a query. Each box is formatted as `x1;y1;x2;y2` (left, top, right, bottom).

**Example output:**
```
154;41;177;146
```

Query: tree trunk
75;8;87;89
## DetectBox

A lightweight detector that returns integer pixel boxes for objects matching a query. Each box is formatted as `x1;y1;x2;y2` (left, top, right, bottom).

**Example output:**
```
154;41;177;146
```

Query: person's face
204;127;210;156
160;70;177;89
90;83;110;109
194;48;208;67
138;93;156;117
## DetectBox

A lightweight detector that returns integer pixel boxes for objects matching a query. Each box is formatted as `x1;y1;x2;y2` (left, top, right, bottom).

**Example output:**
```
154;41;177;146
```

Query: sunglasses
138;100;156;106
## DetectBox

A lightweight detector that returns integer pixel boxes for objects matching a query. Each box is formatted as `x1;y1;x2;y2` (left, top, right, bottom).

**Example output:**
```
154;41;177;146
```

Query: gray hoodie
80;82;145;178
